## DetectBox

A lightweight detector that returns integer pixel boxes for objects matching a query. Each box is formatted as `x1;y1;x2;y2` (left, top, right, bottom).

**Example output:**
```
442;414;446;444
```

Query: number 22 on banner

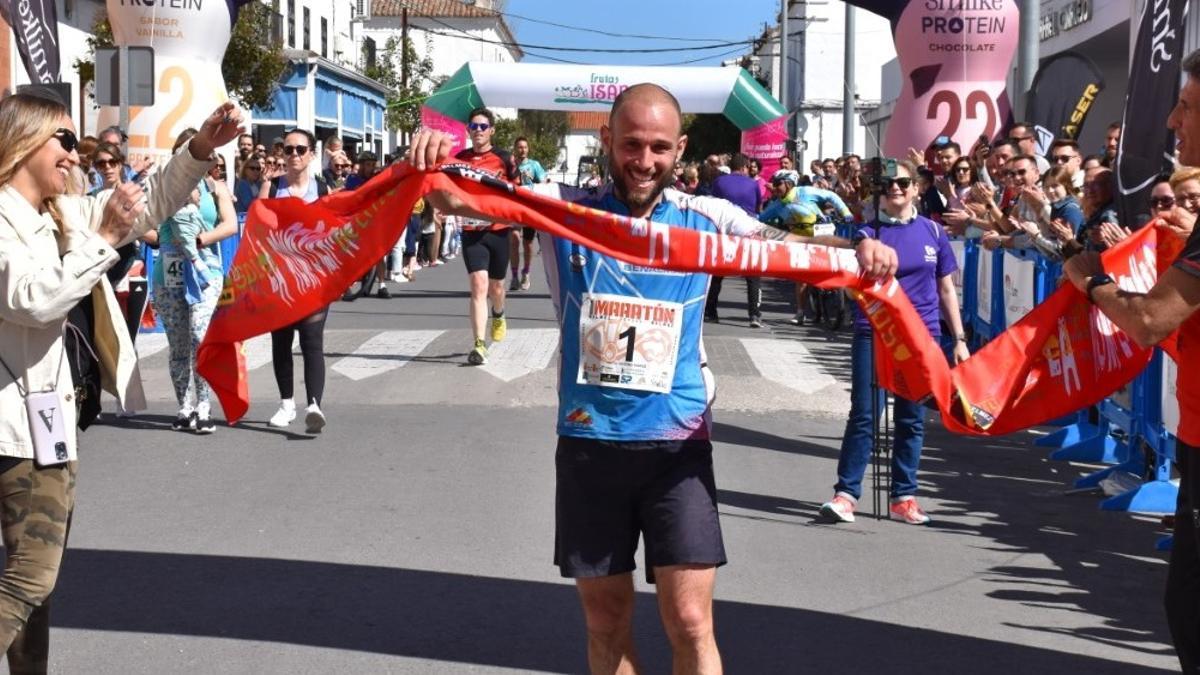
127;66;195;152
926;89;997;142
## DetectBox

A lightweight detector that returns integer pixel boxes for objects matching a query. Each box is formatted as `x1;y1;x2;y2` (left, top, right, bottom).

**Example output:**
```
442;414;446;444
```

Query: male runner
454;107;519;365
409;84;897;674
512;136;549;291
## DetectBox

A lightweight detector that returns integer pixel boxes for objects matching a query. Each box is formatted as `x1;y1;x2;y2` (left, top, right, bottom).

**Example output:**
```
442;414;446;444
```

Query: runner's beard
611;161;675;214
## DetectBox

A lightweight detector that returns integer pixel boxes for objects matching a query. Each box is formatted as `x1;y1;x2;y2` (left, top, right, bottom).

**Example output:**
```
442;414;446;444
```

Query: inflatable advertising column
849;0;1019;157
98;0;248;158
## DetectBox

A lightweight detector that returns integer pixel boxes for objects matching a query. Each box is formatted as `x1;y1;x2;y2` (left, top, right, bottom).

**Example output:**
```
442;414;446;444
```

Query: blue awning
314;68;387;109
343;94;365;132
263;55;388;134
315;81;339;123
281;62;307;88
253;87;297;123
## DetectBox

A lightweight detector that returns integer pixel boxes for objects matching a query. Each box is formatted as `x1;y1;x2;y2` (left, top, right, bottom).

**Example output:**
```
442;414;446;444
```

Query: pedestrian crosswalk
740;338;838;395
132;327;851;412
331;330;444;381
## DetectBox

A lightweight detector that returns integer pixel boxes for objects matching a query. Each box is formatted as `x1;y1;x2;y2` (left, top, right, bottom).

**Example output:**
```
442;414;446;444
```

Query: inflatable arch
420;61;790;175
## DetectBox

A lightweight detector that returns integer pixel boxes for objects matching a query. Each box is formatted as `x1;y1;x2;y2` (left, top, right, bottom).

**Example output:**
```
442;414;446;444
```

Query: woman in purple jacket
820;160;970;525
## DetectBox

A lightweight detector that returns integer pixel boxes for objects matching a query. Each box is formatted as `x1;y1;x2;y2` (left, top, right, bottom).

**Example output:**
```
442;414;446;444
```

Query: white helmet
771;169;800;185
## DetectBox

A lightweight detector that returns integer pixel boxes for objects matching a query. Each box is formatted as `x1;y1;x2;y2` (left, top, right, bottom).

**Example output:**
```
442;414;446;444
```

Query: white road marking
134;332;168;359
481;329;559;382
242;333;288;372
331;330;444;381
739;337;838;394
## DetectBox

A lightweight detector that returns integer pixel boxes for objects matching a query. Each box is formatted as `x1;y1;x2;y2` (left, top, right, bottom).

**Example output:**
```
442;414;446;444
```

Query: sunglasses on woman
881;177;913;190
93;158;120;169
954;166;972;173
53;128;78;153
282;144;309;156
1150;196;1175;209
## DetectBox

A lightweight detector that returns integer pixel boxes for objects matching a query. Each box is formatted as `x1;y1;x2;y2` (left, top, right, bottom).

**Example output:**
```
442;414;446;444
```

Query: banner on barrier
1164;354;1180;436
1003;254;1036;326
949;239;965;308
977;249;993;324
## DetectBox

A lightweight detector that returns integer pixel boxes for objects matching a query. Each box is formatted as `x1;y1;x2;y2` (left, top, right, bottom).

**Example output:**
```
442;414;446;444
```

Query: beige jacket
0;148;212;459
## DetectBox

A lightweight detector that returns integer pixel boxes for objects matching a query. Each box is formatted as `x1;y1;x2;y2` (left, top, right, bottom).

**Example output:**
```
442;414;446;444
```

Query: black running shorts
520;225;537;243
461;229;511;279
554;436;727;583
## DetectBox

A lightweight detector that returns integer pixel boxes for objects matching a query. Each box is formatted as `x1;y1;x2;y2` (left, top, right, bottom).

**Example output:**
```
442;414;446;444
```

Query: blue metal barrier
1099;349;1178;514
952;239;1180;531
971;248;1004;347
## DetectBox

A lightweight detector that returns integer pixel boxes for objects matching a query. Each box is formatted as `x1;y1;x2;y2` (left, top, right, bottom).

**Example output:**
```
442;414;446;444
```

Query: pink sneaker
889;497;931;525
819;494;857;523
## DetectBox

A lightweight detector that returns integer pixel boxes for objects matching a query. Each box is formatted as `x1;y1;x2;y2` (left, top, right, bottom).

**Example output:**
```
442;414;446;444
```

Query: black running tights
271;309;328;406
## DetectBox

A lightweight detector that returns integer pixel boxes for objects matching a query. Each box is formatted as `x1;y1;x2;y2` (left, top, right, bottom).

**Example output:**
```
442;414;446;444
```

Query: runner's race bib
163;252;185;289
578;293;683;393
460;217;494;231
813;223;836;237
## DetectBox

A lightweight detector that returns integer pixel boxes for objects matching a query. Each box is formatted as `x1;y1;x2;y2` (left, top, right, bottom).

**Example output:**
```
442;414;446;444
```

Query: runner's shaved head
610;83;683;136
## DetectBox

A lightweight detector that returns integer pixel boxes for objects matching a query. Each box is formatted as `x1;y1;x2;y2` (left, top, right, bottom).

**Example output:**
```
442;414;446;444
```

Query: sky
502;0;784;68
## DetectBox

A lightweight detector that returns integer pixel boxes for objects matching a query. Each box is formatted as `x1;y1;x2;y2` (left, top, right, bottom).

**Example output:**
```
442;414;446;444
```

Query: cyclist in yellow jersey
760;170;854;323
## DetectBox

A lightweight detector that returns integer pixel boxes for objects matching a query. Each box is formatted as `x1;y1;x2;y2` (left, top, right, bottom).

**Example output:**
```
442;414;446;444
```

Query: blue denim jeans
834;331;926;500
390;214;422;270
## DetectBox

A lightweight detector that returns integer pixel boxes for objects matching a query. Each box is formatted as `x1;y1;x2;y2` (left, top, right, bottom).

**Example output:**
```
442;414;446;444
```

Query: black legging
270;309;328;406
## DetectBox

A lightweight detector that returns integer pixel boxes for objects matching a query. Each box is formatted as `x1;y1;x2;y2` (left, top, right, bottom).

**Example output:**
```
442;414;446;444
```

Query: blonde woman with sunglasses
0;90;242;669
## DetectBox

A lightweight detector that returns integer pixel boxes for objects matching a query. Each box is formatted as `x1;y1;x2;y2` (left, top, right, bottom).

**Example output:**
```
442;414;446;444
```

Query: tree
221;2;290;110
492;109;569;170
74;5;287;111
366;35;434;138
681;113;741;162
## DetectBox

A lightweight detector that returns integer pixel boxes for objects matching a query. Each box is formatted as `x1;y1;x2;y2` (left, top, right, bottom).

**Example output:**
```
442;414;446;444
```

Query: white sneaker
269;400;296;428
304;403;326;434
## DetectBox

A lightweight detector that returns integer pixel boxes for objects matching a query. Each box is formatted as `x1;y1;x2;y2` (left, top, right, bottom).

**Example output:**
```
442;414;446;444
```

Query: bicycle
801;221;848;331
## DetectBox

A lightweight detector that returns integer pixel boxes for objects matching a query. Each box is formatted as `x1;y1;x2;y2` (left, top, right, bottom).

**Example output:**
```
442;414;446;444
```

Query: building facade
252;0;391;159
737;0;895;167
357;0;523;140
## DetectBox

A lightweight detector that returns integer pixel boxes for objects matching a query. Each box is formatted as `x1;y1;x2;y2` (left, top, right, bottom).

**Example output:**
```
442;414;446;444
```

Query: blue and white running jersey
533;183;764;441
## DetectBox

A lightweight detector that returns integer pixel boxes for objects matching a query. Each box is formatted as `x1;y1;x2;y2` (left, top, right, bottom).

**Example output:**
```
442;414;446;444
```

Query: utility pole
842;3;855;156
400;6;409;90
401;5;409;145
1017;0;1038;115
779;0;789;158
119;44;130;156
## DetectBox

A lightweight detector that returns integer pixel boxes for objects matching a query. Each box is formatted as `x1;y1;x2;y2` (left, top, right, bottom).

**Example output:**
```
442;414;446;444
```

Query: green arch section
723;70;787;130
423;64;786;132
423;64;485;121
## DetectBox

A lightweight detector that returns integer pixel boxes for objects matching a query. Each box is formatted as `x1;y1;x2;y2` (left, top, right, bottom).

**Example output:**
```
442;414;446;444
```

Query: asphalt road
25;259;1180;673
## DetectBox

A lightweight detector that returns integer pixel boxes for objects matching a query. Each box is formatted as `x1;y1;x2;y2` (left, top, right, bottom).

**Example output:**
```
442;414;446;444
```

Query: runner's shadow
92;413;178;433
233;421;318;440
712;421;840;460
716;488;822;519
46;549;1165;674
